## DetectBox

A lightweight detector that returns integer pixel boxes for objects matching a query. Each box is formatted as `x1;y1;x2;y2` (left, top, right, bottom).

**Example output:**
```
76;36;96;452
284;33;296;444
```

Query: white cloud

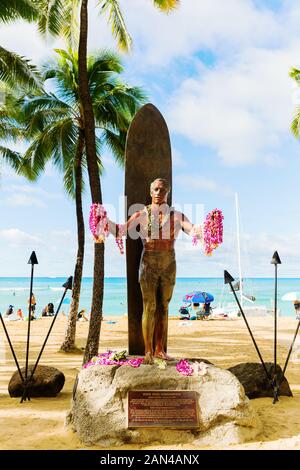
0;228;41;246
0;20;63;65
5;193;46;208
174;174;233;195
172;148;186;168
121;0;281;67
1;184;61;207
50;230;73;238
167;42;300;166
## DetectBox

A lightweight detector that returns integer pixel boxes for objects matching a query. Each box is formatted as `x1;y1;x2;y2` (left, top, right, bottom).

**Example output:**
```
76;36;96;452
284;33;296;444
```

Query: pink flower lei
83;350;144;369
203;209;224;256
89;203;125;255
191;209;224;255
89;203;109;242
176;359;194;376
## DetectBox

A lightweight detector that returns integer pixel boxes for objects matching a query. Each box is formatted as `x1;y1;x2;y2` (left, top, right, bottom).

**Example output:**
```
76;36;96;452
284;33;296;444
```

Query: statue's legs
153;270;176;359
139;250;176;364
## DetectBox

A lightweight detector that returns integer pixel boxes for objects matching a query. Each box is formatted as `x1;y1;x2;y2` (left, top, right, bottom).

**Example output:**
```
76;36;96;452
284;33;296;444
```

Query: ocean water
0;277;300;318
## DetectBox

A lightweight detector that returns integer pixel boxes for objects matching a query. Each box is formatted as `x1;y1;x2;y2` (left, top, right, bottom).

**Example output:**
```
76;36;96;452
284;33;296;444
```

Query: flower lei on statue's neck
146;204;173;236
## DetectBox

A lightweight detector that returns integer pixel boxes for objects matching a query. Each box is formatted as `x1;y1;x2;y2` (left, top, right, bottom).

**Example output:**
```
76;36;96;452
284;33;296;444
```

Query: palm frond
24;117;77;176
289;68;300;81
102;128;126;165
88;51;123;93
60;0;80;49
0;145;22;170
291;109;300;138
43;50;79;105
0;120;24;142
63;160;76;196
98;0;132;52
0;0;38;23
35;0;80;45
152;0;180;13
35;0;64;36
0;46;42;90
93;83;146;131
0;145;35;179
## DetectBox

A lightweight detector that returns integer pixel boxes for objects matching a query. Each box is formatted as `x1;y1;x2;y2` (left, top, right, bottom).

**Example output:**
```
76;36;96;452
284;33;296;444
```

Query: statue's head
150;178;170;205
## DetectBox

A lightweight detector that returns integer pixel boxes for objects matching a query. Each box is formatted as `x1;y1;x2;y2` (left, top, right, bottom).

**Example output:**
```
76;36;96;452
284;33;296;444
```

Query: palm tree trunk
60;129;85;352
78;0;104;364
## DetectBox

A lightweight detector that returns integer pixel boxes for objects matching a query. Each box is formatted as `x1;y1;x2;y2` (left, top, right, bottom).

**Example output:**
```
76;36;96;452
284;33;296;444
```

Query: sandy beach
1;315;300;450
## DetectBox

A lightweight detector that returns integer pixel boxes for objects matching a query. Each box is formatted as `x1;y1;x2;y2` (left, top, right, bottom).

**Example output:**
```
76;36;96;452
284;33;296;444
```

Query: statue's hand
93;235;105;244
194;225;203;239
191;224;203;242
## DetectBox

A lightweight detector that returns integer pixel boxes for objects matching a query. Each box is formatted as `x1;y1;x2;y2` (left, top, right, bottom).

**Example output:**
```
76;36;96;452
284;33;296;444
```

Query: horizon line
0;276;300;280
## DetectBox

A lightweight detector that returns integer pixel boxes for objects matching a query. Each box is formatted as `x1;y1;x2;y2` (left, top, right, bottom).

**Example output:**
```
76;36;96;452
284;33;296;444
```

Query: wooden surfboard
125;103;172;355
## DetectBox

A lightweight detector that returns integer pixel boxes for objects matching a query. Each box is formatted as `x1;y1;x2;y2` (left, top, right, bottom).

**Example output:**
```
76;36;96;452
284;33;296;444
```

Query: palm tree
0;48;145;351
78;0;180;363
20;0;179;362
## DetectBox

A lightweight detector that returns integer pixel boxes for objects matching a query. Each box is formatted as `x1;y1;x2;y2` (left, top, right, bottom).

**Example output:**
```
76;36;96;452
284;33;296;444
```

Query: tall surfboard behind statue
125;103;172;355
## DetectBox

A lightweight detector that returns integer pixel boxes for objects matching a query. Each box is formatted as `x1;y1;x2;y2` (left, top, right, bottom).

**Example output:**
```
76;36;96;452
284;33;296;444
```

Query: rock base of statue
67;360;262;447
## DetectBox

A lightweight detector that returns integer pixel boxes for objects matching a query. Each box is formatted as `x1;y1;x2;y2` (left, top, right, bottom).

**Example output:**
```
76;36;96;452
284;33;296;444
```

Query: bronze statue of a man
97;178;202;364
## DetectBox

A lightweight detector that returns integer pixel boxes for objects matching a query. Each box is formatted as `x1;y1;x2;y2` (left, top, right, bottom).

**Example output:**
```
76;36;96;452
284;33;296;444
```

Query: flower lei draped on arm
89;203;125;255
192;208;224;256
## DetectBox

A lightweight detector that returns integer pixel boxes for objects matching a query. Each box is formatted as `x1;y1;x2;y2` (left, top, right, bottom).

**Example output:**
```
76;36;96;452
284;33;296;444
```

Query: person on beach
28;293;36;320
4;305;14;317
41;305;48;317
17;308;24;320
47;302;55;316
77;309;89;321
294;301;300;320
94;178;202;364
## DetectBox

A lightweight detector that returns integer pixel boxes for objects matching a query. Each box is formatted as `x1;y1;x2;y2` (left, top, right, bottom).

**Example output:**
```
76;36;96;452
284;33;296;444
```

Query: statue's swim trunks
139;249;176;286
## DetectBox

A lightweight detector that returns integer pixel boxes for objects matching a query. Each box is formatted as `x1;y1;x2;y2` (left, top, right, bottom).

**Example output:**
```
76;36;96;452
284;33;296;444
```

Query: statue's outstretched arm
179;212;203;240
109;210;143;239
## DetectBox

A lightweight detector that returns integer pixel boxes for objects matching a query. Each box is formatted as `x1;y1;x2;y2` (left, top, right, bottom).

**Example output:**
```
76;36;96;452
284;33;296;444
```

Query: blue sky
1;0;300;278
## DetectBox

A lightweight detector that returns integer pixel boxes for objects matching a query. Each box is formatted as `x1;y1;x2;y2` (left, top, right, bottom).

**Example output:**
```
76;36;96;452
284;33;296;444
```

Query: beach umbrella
281;292;300;301
21;276;73;403
183;291;214;303
56;297;70;305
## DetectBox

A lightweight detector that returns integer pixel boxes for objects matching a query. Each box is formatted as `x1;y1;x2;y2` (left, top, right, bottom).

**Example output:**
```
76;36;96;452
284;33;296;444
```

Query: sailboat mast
235;193;243;307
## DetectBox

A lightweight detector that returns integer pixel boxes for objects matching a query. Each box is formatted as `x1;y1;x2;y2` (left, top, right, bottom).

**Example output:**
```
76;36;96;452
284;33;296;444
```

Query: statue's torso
133;207;183;252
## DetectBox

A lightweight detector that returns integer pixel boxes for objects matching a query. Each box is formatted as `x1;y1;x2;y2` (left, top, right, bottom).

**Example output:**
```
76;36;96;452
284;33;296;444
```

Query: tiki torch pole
271;251;281;404
21;276;73;403
0;312;24;383
24;251;38;402
224;270;272;385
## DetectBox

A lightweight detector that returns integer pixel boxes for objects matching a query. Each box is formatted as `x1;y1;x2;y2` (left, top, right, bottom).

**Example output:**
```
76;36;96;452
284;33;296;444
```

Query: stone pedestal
67;361;262;447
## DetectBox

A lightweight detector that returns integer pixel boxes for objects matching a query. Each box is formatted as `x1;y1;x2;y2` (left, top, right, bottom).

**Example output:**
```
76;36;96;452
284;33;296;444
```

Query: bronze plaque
128;390;199;428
